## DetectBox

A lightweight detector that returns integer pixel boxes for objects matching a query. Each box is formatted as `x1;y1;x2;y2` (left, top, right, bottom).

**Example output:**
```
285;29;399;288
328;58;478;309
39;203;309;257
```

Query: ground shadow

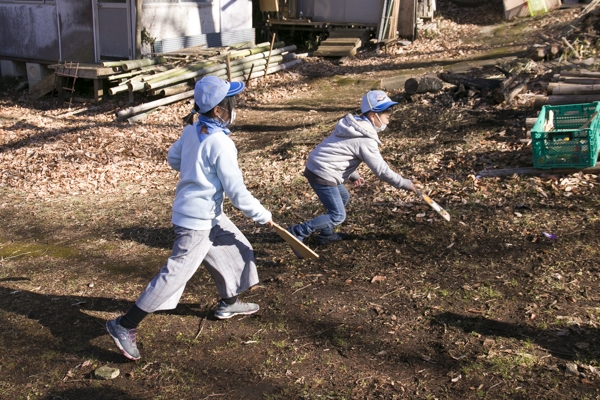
436;312;598;361
0;286;206;363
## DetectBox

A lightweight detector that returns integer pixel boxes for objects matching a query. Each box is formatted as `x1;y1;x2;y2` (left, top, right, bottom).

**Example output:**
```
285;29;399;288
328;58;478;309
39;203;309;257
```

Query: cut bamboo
145;64;227;90
116;89;194;120
231;59;302;82
547;82;600;95
142;61;216;84
122;57;167;71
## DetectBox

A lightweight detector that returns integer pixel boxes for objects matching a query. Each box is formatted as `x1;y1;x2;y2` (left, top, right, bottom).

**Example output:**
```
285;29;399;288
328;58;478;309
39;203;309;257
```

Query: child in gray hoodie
288;90;416;255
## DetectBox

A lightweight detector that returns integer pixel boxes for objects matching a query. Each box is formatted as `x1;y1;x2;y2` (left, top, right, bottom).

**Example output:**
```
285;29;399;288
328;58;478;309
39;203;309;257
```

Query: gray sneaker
106;317;141;360
214;300;259;319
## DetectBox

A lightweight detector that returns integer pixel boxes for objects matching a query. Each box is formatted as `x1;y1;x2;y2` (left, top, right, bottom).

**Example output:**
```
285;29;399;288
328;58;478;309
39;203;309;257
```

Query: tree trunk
404;76;443;95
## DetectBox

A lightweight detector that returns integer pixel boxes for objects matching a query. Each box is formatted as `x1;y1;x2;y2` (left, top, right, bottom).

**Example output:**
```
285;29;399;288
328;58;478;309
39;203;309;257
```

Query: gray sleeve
359;141;412;190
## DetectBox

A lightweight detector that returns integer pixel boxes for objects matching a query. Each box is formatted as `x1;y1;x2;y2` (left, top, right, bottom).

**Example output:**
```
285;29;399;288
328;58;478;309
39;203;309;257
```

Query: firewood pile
533;70;600;108
107;41;302;121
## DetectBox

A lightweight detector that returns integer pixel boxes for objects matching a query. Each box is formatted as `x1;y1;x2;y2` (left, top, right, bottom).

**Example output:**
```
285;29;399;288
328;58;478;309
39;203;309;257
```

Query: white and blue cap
360;90;398;114
194;75;245;113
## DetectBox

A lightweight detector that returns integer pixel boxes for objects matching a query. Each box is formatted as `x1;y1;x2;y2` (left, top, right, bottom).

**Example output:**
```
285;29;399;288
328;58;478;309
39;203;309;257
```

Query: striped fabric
135;214;259;312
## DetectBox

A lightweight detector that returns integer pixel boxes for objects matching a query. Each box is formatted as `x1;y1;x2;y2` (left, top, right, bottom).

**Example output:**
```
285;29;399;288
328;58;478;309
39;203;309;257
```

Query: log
534;94;600;108
547;82;600;95
116;89;194;120
121;57;166;71
560;70;600;78
556;77;600;85
438;72;503;91
404;76;443;95
477;165;600;177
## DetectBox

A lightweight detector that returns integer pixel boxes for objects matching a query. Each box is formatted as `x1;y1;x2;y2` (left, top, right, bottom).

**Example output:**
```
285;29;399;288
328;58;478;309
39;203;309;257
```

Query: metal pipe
376;0;388;53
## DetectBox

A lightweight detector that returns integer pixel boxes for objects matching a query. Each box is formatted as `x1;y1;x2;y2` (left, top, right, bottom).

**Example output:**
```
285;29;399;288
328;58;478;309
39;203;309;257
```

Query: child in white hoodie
106;76;273;360
288;90;416;256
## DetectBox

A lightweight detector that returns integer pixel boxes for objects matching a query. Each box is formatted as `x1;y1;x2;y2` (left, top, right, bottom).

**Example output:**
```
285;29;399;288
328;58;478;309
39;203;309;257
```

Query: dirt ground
2;1;600;399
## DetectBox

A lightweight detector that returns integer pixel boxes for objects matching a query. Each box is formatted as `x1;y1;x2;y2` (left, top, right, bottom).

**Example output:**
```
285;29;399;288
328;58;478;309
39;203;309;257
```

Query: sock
119;304;148;330
222;296;238;305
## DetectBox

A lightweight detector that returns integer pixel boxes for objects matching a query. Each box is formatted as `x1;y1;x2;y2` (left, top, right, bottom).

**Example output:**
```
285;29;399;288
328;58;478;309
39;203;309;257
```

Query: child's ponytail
182;103;200;125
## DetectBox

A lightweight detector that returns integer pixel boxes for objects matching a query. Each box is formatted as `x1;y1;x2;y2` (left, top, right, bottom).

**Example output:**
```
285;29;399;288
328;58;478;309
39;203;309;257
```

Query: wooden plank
320;38;361;47
328;29;369;39
398;0;416;40
48;63;117;79
313;47;357;57
29;73;56;99
386;0;401;40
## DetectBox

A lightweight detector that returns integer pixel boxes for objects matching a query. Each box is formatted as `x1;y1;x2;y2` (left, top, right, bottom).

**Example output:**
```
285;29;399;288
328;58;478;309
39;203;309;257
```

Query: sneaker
287;225;305;259
214;300;259;319
315;232;348;245
106;317;141;361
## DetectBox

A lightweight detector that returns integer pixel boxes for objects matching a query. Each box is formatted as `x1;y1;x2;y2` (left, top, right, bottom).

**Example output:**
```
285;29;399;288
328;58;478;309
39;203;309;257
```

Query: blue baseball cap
361;90;398;114
194;75;245;113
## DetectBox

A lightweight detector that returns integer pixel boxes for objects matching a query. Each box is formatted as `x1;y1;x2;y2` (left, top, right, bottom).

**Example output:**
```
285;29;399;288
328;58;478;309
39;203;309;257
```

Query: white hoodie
167;123;272;230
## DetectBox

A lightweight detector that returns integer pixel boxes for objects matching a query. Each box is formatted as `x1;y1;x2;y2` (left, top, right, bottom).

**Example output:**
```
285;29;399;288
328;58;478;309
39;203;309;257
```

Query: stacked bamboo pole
108;41;301;120
534;71;600;108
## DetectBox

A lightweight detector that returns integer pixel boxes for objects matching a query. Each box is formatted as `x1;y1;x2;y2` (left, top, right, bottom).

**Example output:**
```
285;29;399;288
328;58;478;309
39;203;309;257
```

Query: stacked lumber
313;29;370;58
534;70;600;108
103;41;302;120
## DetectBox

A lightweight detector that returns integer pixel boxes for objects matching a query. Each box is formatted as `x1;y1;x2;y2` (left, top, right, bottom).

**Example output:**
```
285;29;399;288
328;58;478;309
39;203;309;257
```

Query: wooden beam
398;0;416;41
478;165;600;177
29;73;56;99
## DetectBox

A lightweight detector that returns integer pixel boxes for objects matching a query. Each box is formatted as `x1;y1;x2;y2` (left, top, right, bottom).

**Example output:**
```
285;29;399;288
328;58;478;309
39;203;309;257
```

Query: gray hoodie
305;114;412;190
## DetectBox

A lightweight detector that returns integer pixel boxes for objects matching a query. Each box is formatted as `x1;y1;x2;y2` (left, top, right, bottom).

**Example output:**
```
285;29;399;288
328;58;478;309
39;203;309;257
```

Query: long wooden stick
264;33;277;78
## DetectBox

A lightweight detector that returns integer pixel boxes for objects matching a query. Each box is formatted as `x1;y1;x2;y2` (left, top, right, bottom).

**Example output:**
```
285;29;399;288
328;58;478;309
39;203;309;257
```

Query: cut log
547;82;600;95
404;76;443;95
560;70;600;78
556;77;600;85
534;94;600;108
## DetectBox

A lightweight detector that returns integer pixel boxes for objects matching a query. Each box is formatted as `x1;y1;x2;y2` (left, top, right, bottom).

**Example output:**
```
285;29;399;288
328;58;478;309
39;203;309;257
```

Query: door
95;0;133;61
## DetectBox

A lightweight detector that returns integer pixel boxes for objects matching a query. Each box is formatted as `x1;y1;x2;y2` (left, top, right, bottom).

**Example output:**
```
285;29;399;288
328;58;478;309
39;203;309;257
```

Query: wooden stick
226;54;232;82
561;37;581;59
264;33;276;78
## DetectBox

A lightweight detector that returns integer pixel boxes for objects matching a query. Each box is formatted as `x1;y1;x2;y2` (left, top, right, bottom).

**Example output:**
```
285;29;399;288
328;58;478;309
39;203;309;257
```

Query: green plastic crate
531;102;600;169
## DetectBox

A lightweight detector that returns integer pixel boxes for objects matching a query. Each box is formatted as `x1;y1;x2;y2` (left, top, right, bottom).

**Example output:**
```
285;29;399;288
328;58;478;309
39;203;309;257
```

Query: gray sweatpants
135;214;259;312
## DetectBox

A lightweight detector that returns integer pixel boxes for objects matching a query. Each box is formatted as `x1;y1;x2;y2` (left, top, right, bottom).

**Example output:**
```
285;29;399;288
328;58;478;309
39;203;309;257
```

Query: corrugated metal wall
153;28;256;53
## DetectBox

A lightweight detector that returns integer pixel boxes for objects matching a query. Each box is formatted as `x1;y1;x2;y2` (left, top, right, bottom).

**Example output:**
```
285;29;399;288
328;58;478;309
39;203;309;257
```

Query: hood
333;114;381;145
